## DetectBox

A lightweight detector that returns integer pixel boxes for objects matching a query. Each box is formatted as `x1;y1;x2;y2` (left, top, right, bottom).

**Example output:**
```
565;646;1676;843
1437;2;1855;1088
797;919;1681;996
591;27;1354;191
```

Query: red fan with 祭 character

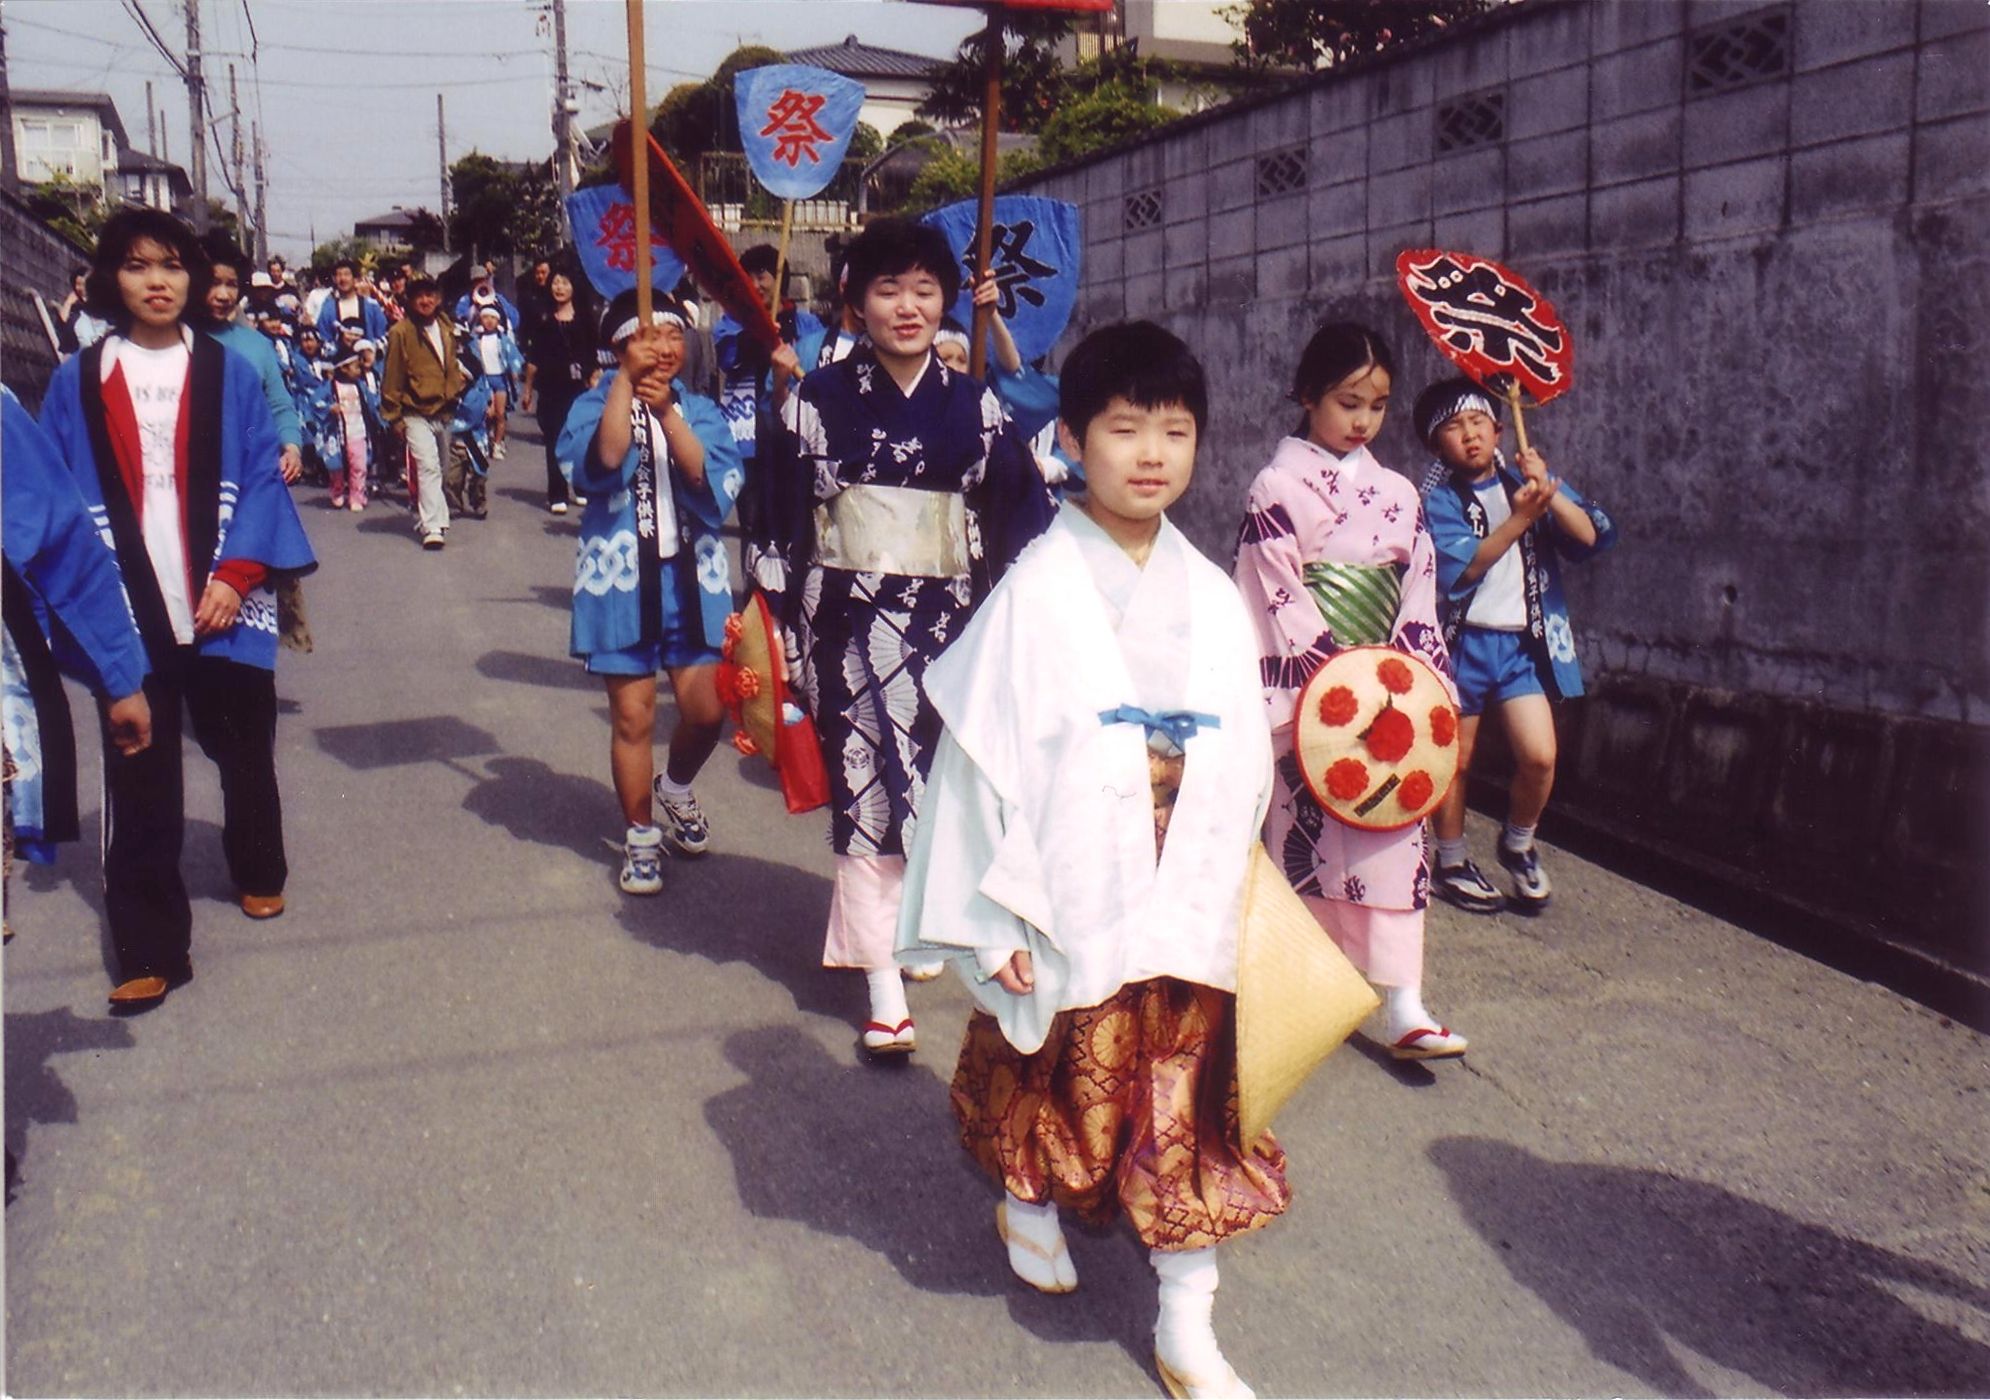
1294;646;1460;832
1395;248;1574;455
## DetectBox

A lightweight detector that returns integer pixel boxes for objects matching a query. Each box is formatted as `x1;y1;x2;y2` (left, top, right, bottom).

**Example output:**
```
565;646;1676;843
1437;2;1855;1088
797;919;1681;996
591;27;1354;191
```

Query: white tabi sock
1501;821;1537;854
864;967;910;1029
999;1192;1077;1291
1383;984;1436;1040
1152;1247;1252;1399
1435;836;1469;869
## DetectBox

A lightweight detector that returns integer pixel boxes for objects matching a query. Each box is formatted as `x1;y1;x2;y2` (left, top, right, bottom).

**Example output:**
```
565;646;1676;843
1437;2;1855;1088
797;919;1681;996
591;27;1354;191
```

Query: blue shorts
483;374;510;397
1452;626;1544;717
583;553;722;675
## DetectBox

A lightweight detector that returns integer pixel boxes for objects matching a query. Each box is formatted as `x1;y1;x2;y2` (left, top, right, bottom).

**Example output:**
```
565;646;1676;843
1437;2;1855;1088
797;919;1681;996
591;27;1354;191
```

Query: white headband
609;308;687;345
934;326;969;350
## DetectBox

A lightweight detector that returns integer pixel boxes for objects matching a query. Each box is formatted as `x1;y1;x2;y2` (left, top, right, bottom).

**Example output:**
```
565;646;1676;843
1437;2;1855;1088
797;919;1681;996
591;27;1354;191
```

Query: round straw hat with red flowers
1294;646;1460;831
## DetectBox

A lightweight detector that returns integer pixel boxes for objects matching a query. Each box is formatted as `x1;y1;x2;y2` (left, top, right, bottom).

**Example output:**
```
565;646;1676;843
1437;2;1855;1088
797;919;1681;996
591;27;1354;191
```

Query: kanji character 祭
760;89;833;167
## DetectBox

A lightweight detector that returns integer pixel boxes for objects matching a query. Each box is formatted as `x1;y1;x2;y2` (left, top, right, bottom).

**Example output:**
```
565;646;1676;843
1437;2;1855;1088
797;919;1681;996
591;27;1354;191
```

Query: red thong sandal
1389;1025;1468;1060
860;1018;916;1056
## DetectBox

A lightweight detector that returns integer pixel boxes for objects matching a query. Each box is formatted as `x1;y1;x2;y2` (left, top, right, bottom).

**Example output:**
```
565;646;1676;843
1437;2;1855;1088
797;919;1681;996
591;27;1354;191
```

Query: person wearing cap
1414;378;1617;915
555;291;743;894
381;275;466;549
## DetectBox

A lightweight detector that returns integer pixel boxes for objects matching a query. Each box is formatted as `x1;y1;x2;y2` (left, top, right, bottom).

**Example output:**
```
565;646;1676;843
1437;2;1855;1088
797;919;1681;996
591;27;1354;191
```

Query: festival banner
565;184;686;300
611;120;782;349
1395;249;1574;405
924;194;1081;363
735;64;868;200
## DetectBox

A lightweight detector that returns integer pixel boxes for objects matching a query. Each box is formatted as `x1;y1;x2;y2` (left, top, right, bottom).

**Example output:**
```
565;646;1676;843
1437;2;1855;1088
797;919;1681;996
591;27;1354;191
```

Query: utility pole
229;63;248;243
437;92;450;252
551;0;575;197
0;1;19;196
184;0;209;232
146;80;157;154
252;121;267;263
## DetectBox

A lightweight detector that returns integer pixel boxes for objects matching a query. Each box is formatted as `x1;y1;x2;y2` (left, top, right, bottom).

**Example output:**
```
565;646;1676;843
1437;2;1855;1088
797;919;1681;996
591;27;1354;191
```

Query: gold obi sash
814;484;970;578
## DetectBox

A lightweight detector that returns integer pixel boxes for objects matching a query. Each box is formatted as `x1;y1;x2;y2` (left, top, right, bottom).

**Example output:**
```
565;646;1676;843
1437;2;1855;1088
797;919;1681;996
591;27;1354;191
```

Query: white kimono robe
896;501;1273;1054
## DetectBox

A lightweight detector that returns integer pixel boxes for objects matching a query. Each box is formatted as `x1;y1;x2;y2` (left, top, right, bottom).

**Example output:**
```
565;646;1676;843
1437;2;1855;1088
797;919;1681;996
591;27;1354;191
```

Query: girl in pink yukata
1232;322;1467;1061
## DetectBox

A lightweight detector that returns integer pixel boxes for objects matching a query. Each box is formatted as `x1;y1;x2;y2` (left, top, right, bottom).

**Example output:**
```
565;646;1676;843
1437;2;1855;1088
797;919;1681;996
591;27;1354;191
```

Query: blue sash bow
1098;705;1221;748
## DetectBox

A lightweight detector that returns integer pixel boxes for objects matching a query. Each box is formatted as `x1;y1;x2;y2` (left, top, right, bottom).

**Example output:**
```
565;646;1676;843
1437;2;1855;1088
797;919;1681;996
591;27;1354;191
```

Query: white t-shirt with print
1464;476;1527;631
119;339;197;644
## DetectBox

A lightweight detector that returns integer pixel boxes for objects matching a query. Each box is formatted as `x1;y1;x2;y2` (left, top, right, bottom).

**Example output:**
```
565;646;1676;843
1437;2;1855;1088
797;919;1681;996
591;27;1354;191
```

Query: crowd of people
3;205;1619;1400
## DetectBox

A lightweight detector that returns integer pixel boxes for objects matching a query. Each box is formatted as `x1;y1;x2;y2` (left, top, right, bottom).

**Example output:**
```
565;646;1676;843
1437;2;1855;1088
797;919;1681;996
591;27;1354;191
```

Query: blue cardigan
555;373;742;659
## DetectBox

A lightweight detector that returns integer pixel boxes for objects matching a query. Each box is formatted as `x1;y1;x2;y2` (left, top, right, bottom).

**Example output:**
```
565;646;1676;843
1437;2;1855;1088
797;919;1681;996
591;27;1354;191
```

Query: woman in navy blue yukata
751;218;1057;1056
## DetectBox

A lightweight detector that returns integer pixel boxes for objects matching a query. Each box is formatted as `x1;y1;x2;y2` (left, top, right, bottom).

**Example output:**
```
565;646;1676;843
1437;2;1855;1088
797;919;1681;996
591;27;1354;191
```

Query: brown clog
240;893;286;920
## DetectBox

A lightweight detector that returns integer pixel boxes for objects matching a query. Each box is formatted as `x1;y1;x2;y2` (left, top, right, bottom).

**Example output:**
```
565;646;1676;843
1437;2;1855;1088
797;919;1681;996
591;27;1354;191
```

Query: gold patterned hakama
949;748;1292;1251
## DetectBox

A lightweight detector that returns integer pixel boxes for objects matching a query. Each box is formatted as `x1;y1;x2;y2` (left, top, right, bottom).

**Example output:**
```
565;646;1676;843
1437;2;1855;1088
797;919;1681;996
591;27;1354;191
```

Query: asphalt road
6;419;1987;1398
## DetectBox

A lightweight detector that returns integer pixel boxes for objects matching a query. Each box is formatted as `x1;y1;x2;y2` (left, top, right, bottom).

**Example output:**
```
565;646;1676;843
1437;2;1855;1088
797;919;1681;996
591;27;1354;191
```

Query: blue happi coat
555;373;742;660
37;334;318;674
315;292;389;346
2;387;150;858
713;307;826;462
1420;455;1618;701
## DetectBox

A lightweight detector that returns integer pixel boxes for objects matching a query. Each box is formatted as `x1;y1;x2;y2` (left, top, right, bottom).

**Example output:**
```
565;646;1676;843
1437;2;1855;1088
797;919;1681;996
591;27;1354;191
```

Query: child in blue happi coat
558;290;743;897
1415;378;1618;914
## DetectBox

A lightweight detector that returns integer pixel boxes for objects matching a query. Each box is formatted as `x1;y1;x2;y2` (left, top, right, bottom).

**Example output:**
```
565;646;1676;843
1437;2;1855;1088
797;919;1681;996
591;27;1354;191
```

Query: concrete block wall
1010;0;1990;970
0;190;85;411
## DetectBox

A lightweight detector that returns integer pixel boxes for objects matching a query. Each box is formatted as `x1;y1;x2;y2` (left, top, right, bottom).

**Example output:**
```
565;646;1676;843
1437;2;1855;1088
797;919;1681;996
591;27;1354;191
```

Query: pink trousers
331;434;368;508
822;854;905;970
1303;895;1424;989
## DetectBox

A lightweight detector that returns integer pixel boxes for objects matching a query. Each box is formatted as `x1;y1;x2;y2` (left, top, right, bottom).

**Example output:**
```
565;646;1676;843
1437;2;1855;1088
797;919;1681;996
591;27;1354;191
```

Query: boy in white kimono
899;323;1284;1400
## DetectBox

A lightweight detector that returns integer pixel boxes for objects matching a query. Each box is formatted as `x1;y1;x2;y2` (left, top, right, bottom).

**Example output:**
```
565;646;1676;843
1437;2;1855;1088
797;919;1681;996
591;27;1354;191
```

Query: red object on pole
611;120;783;350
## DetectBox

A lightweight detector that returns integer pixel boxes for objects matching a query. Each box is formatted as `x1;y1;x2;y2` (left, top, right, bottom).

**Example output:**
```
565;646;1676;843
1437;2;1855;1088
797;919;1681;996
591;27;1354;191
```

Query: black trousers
538;393;576;505
100;648;286;981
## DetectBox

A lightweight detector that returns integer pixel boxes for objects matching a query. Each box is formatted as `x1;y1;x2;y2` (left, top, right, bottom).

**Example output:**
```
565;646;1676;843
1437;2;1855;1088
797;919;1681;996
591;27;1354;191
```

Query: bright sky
4;0;983;259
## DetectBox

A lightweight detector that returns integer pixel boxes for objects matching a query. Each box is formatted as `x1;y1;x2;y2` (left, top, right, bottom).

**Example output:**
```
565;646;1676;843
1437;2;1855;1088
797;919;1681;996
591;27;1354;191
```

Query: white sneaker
421;532;445;550
619;824;664;895
652;780;711;857
550;500;568;515
493;441;507;461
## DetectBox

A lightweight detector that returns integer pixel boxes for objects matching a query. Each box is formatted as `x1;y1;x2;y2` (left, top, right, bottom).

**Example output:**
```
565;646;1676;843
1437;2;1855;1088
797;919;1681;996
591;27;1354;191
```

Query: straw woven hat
1235;844;1379;1143
717;593;781;760
1295;645;1460;832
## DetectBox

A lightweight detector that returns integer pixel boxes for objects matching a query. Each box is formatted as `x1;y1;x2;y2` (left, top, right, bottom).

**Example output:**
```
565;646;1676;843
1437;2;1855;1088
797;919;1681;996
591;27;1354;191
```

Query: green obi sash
1303;561;1402;647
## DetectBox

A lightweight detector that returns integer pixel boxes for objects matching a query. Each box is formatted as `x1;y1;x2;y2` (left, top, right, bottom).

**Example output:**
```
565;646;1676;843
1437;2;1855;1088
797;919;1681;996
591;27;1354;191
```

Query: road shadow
23;813;234;982
493;485;555;510
732;748;781;794
476;584;572;614
314;715;503;771
1431;1137;1990;1396
353;514;417;539
5;1007;136;1205
1346;1031;1438;1087
704;1024;1158;1370
474;648;598;693
614;851;848;1021
459;756;616;866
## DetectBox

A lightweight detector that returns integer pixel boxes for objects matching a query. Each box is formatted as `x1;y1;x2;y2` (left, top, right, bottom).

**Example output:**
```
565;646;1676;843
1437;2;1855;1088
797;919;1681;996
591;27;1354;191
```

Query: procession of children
9;166;1619;1400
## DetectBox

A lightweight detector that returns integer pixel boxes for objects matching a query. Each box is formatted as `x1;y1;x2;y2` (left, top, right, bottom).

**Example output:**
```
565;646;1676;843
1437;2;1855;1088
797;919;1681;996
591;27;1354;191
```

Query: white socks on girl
1382;984;1468;1059
1152;1247;1252;1399
861;968;914;1053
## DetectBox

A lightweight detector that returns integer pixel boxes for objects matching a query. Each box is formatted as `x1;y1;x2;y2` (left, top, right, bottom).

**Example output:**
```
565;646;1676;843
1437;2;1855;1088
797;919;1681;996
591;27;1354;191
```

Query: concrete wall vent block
1122;187;1163;233
1437;88;1509;153
1687;4;1792;96
1255;146;1309;199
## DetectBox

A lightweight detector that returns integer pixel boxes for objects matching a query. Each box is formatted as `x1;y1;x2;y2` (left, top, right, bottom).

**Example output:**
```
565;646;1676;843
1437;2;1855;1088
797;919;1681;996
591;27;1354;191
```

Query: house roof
119;148;184;177
785;34;946;80
10;89;132;152
355;208;418;230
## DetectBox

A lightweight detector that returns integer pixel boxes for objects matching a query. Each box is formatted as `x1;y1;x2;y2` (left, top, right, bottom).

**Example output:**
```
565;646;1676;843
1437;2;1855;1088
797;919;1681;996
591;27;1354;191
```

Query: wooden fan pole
1503;379;1532;456
626;0;652;325
969;13;1002;380
770;198;795;317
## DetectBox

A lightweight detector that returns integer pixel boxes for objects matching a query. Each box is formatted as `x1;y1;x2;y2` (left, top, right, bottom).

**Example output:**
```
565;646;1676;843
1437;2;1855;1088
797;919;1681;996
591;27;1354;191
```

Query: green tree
510;160;568;255
918;13;1074;133
1226;0;1495;69
649;43;788;163
896;143;1044;215
848;121;884;163
448;152;521;256
25;174;107;248
404;207;447;253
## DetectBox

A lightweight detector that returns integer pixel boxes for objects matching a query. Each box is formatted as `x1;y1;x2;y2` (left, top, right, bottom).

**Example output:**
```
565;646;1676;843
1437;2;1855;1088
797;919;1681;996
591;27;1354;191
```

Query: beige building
1063;1;1254;113
783;35;945;137
11;89;127;186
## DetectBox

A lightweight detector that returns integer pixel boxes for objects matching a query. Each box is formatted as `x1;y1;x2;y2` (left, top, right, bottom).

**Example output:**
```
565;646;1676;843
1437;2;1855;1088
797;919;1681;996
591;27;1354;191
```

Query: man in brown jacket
381;276;466;549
